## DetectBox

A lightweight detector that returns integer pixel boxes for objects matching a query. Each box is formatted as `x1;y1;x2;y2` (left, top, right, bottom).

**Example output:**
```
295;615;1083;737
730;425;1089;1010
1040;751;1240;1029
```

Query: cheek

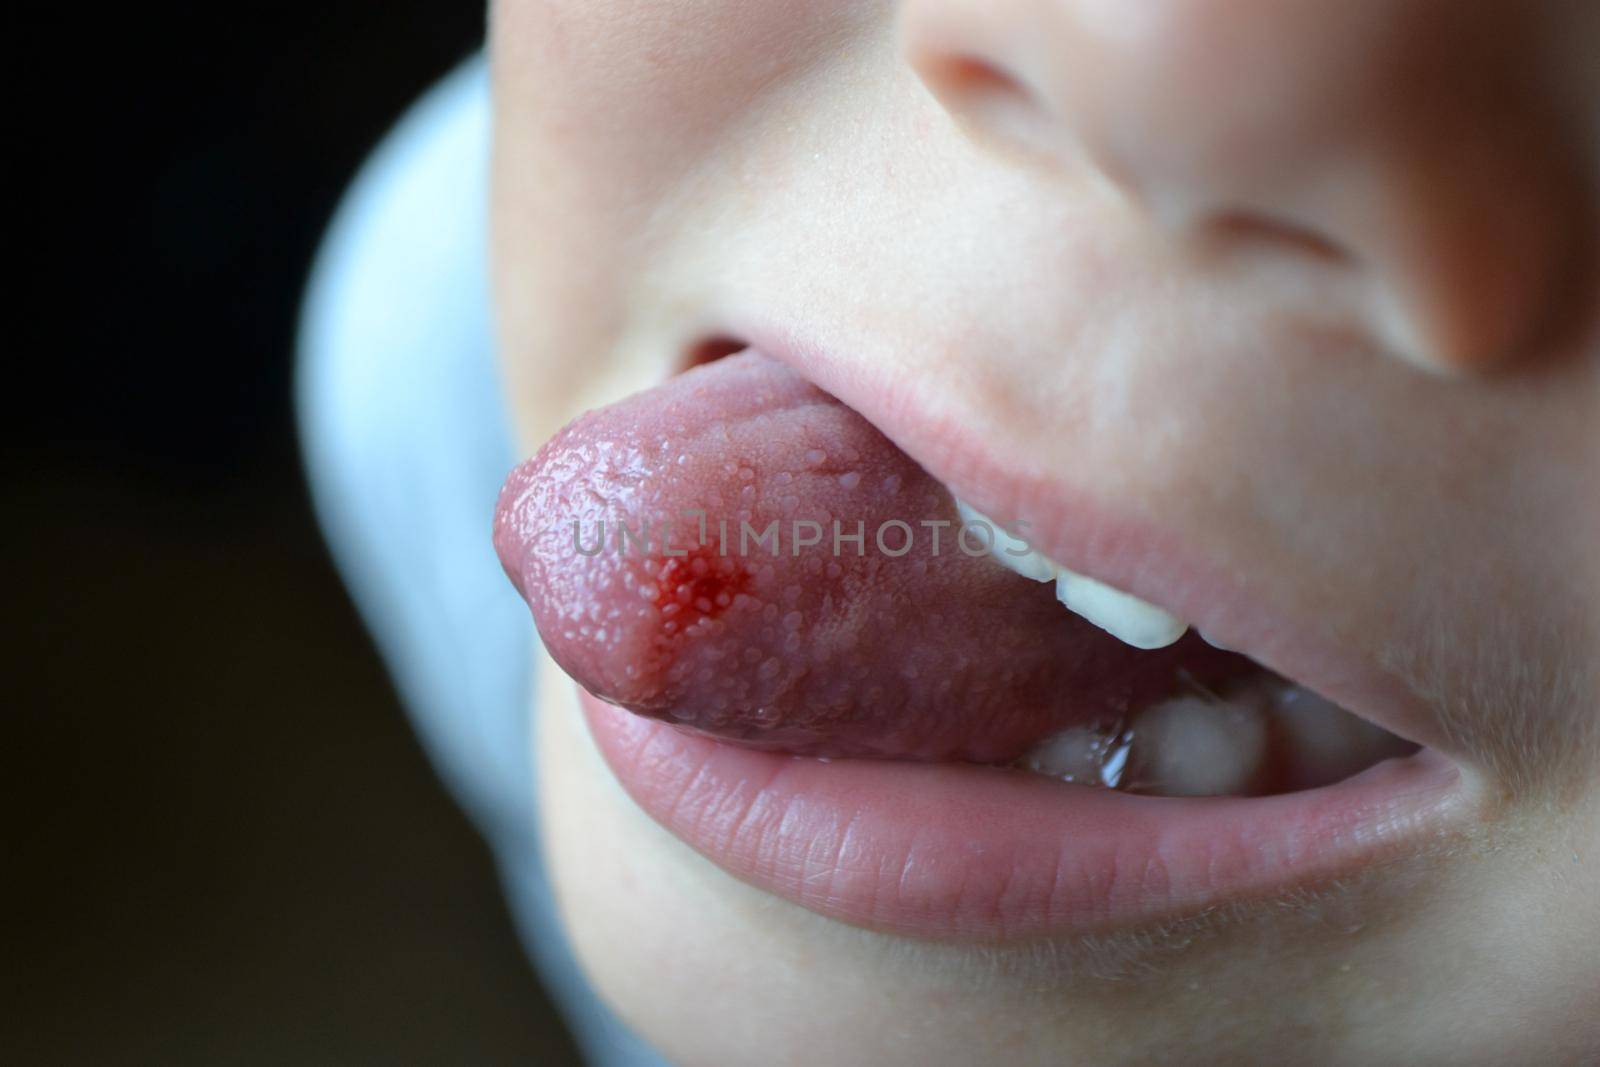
489;0;881;447
491;0;873;188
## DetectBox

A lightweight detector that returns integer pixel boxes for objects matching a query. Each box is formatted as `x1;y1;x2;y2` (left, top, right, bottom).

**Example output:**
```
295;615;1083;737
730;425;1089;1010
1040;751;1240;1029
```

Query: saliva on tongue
494;350;1251;765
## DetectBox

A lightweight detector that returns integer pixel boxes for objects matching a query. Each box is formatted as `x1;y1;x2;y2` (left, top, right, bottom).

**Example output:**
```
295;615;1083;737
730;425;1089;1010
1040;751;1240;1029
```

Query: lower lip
581;689;1468;941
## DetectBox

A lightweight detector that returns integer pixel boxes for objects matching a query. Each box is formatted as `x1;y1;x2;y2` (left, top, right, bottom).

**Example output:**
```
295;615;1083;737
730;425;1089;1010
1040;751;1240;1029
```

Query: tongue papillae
494;351;1244;762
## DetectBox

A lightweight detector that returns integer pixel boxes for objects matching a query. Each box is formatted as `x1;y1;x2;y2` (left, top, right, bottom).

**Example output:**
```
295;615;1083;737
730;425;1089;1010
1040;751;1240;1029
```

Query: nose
901;0;1592;371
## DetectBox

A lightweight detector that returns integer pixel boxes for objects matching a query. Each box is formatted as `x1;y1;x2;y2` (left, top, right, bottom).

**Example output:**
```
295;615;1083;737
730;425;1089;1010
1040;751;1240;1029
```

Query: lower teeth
1014;675;1415;797
1015;724;1138;788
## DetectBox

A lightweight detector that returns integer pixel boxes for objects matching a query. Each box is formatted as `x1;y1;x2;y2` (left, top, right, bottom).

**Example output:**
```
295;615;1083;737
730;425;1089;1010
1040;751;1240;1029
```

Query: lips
495;345;1473;941
580;691;1462;940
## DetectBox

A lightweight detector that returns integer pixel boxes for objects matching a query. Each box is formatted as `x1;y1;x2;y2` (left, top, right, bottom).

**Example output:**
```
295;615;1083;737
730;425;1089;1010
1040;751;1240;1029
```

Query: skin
489;1;1600;1062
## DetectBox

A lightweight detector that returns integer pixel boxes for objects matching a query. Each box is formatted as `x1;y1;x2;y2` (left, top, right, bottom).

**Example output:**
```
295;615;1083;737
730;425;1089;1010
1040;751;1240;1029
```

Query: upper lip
727;325;1465;761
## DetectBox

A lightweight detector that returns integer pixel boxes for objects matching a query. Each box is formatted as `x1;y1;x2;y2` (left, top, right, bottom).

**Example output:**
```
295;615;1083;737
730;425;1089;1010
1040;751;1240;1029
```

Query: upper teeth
955;500;1189;650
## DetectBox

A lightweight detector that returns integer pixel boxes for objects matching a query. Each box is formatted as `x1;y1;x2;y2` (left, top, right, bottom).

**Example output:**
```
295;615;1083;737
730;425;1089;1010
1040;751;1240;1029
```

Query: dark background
9;4;581;1062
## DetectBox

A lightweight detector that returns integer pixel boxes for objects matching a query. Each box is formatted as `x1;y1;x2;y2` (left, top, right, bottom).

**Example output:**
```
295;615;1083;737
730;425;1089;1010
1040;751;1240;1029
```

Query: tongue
494;351;1233;761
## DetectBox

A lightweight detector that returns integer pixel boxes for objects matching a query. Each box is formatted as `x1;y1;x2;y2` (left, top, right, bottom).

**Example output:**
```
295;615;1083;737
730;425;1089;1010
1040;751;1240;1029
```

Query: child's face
490;2;1598;1062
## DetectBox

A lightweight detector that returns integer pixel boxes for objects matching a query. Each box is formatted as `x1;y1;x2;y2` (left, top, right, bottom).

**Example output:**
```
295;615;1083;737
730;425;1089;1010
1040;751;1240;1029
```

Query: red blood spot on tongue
493;351;1236;761
650;547;752;641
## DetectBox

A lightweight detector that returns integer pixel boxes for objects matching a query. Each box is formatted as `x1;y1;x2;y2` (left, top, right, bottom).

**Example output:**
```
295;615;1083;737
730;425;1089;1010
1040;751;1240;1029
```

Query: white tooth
1198;629;1235;652
955;498;1189;650
1054;569;1188;650
1126;692;1268;797
953;500;1057;583
1016;724;1134;787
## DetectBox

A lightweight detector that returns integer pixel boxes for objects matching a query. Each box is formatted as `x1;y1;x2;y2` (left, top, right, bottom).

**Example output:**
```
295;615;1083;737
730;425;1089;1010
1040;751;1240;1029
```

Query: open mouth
494;346;1470;941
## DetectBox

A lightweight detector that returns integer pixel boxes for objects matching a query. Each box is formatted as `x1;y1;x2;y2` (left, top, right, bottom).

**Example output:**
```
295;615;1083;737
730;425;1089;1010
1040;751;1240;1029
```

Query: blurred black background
9;4;581;1062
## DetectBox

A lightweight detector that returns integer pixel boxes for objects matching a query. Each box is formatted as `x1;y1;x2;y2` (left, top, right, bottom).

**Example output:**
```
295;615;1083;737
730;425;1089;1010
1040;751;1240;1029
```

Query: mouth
494;343;1474;941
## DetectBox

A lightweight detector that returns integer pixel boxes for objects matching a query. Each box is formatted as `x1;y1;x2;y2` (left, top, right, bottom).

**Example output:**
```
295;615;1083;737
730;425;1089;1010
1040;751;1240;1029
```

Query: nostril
915;52;1063;165
932;53;1030;105
1202;210;1352;266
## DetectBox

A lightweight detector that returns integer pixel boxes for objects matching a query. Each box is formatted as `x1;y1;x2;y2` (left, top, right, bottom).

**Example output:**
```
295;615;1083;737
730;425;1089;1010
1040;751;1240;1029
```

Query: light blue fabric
296;57;669;1067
